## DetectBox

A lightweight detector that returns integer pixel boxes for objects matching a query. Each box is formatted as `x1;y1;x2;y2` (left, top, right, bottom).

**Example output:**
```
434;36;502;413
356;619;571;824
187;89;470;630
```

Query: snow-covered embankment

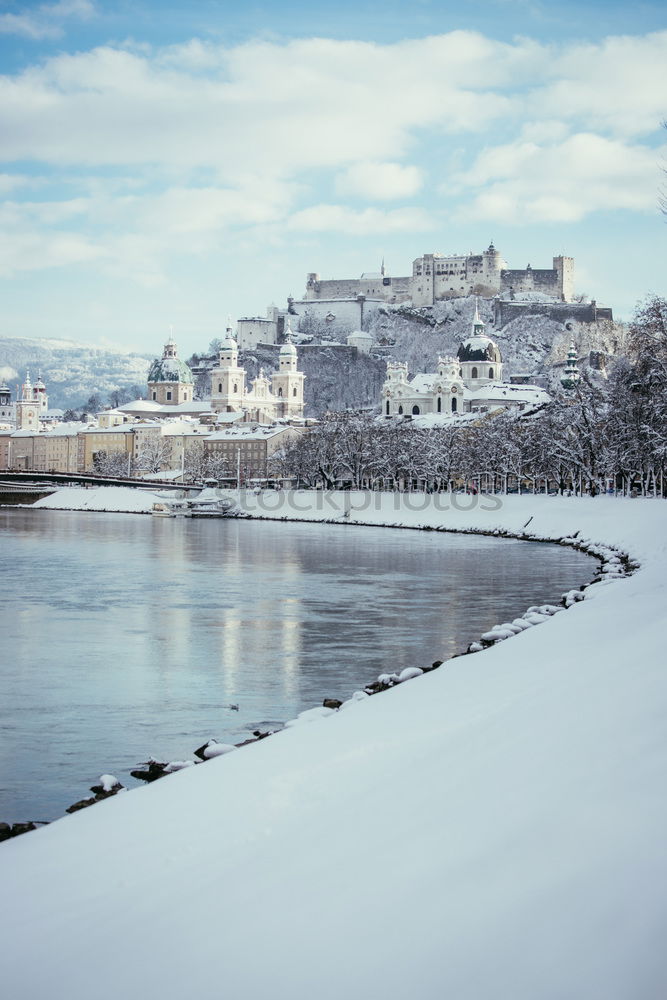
2;493;666;1000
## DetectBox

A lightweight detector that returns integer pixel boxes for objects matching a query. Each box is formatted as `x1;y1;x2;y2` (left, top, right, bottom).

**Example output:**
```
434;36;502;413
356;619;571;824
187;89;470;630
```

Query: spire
472;299;485;336
381;256;385;277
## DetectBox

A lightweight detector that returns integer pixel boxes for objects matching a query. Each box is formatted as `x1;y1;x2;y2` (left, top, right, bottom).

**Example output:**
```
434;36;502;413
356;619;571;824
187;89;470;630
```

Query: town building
0;382;15;428
382;305;549;418
204;423;303;482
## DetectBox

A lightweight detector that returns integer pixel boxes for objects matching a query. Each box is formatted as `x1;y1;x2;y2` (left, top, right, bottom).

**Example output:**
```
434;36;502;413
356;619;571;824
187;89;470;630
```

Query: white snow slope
2;494;666;1000
32;485;166;513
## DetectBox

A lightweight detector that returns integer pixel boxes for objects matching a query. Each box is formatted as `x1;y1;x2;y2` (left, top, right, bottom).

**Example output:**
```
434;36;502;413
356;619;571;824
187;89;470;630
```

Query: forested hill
0;336;152;409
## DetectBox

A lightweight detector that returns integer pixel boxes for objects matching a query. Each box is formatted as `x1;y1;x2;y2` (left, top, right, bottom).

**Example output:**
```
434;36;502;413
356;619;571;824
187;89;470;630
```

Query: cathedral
382;305;548;418
123;324;306;424
210;323;305;422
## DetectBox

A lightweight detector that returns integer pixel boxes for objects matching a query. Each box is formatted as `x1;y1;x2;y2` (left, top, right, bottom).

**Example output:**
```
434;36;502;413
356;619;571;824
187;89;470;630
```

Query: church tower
270;322;305;418
210;329;247;413
560;343;580;390
15;372;41;431
457;303;503;388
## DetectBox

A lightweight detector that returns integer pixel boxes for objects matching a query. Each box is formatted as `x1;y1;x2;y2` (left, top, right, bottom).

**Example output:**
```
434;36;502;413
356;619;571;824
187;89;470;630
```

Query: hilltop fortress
236;243;611;351
303;244;574;308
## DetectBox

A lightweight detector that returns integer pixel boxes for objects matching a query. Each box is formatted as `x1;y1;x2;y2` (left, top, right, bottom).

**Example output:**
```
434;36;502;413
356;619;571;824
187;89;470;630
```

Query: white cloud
540;32;667;137
286;204;435;235
455;134;666;223
335;162;424;201
0;27;665;273
0;0;94;40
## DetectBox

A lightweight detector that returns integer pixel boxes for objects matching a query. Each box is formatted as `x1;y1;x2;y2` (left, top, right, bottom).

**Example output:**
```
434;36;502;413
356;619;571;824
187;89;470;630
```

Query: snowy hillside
0;335;152;408
367;297;627;381
2;495;666;1000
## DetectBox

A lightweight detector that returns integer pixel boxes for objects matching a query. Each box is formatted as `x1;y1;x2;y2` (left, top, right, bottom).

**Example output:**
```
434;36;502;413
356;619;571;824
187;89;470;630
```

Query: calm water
0;508;594;822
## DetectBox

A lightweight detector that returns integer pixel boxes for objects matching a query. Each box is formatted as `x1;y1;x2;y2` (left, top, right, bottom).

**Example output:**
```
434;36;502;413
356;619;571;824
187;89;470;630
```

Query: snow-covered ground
32;485;167;513
2;493;666;999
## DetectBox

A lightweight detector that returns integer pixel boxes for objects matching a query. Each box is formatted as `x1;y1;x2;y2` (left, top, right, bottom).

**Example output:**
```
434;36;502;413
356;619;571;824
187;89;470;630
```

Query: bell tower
210;328;247;413
270;322;305;418
15;372;41;431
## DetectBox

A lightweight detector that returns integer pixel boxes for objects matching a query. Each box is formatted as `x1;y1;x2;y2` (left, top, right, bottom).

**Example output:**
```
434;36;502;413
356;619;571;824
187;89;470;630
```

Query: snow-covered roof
207;424;290;441
467;382;550;405
408;374;439;394
118;399;210;415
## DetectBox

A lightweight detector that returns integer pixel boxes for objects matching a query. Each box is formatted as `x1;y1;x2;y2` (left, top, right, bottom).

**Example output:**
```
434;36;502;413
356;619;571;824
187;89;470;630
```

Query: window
451;397;457;412
152;391;157;401
488;367;494;379
166;391;172;401
218;383;222;393
412;405;420;415
233;383;238;394
277;387;283;397
398;405;403;415
471;367;478;379
437;398;441;413
293;387;297;397
386;400;390;415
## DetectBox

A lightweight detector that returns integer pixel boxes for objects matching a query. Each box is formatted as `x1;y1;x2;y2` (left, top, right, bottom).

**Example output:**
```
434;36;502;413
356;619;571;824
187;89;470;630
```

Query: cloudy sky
0;0;665;357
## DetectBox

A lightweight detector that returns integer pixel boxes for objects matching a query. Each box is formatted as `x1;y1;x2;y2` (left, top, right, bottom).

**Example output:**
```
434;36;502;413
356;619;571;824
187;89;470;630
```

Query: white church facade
210;325;305;423
382;306;549;418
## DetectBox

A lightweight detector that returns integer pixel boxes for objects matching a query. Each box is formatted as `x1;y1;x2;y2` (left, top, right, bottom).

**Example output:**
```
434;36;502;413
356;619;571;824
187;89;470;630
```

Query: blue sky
0;0;665;359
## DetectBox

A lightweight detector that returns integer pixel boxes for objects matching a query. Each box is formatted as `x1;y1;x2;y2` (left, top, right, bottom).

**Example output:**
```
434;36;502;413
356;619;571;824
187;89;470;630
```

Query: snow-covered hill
0;335;152;408
367;297;627;383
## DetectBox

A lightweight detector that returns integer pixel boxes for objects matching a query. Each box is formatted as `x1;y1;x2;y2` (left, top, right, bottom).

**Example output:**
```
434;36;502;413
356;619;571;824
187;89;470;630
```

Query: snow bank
32;485;167;513
2;495;667;1000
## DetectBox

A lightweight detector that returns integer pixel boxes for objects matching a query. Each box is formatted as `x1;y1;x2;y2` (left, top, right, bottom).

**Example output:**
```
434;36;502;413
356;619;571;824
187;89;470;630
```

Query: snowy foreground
33;484;166;513
3;492;667;999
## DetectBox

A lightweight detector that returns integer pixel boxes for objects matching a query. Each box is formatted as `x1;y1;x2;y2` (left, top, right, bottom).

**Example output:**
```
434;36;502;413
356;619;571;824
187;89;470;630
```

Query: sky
0;0;665;358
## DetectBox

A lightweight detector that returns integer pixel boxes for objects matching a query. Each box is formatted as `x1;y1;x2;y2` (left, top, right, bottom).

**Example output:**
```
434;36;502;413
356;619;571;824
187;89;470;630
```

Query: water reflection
0;508;594;822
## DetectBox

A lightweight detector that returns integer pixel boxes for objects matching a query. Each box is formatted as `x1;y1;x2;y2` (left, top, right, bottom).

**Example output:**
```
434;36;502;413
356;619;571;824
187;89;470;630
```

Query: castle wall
500;268;562;298
493;299;612;329
305;275;410;304
288;297;385;334
236;306;284;350
237;317;278;350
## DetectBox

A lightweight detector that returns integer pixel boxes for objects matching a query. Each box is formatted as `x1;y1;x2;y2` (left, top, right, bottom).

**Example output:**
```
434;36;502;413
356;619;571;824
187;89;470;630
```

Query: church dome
457;335;502;364
147;354;194;385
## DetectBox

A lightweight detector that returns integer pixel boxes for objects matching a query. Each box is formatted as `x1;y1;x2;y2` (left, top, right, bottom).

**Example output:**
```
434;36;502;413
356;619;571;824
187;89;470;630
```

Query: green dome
147;355;194;385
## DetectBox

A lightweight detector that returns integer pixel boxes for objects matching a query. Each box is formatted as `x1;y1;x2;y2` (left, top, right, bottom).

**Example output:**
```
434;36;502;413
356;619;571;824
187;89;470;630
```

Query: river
0;508;594;822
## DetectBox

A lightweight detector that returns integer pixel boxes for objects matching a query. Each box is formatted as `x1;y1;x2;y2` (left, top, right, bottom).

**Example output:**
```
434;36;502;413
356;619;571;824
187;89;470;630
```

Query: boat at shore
152;488;239;518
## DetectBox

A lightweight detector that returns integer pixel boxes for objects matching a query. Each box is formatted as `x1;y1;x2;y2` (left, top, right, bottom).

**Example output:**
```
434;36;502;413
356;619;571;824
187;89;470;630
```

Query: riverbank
2;494;666;999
